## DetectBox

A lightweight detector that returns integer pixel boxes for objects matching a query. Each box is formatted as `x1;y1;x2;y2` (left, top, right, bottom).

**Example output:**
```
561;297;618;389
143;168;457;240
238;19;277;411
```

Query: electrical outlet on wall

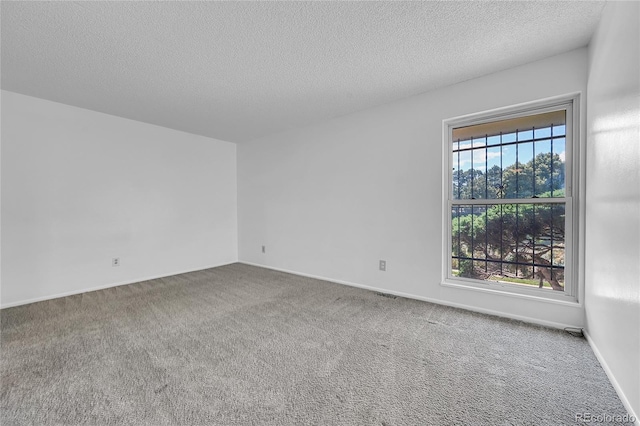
112;258;120;267
262;245;266;254
379;260;386;271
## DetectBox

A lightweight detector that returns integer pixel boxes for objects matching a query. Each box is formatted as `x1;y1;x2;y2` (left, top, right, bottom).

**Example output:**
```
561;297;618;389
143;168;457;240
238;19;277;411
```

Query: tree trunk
537;267;564;291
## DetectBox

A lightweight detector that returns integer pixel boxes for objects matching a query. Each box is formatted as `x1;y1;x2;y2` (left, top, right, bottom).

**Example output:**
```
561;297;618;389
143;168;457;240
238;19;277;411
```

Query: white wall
1;91;238;307
238;48;588;328
584;1;640;419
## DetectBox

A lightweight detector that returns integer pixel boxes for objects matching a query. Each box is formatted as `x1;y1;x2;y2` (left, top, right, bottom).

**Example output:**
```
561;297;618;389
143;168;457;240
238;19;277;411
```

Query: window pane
472;136;486;148
486;146;502;199
452;152;460;198
550;204;565;268
454;150;471;199
487;135;501;146
517;142;534;198
551;137;566;197
534;139;551;197
453;120;567;200
502;132;516;143
452;205;461;262
472;205;487;260
472;148;487;199
501;144;517;199
451;202;565;291
534;126;552;139
459;139;472;150
517;129;533;141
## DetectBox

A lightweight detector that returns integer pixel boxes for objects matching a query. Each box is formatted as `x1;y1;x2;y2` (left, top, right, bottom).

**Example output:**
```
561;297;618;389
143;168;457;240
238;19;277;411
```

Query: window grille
446;101;577;298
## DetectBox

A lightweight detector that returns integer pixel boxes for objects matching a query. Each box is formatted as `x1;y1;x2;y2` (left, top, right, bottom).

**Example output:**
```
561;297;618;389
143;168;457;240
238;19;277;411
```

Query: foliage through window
447;103;576;296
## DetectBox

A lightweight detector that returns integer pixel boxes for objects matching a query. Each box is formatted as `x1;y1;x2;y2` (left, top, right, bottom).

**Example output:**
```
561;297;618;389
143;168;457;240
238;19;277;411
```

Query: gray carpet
1;263;632;425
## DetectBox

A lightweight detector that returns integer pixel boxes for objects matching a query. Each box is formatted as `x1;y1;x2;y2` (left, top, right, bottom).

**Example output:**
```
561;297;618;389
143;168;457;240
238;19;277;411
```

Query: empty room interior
1;1;638;425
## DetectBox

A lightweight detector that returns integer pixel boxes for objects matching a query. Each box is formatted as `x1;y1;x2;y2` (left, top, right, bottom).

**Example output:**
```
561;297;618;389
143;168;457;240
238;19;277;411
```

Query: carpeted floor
0;263;632;425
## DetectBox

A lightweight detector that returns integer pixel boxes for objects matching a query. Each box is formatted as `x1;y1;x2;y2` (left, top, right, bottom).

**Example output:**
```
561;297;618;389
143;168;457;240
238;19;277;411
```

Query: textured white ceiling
1;1;605;143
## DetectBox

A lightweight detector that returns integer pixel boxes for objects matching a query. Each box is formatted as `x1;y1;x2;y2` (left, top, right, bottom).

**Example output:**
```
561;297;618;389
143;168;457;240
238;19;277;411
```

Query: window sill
441;277;580;307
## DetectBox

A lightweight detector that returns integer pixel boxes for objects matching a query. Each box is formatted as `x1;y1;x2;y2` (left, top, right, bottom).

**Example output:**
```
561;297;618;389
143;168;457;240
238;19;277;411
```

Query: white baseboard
239;261;577;330
0;261;236;309
584;330;639;425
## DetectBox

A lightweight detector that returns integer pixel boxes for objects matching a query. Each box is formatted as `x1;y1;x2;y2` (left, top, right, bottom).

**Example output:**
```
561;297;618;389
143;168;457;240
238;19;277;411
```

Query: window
443;96;579;301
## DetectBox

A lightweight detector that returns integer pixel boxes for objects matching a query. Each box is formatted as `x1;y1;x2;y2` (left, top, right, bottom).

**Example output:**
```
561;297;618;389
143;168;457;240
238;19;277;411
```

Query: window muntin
447;103;575;298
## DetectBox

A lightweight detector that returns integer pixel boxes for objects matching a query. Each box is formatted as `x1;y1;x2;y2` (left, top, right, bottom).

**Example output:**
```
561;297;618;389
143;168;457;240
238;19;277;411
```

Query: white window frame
441;94;581;304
